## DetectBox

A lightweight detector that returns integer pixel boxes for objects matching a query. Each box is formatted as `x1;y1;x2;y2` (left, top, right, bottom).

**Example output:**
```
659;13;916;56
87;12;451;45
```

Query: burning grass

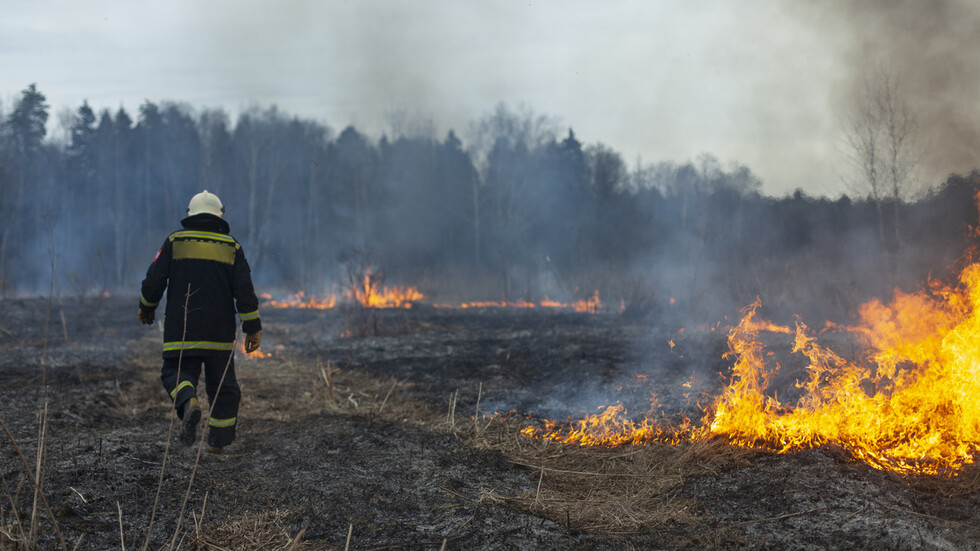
703;259;980;477
128;307;980;545
9;296;980;549
260;268;620;315
431;290;607;313
515;256;980;480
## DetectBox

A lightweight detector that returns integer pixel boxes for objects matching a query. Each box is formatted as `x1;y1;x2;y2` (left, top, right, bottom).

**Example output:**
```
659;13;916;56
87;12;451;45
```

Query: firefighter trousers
161;354;240;447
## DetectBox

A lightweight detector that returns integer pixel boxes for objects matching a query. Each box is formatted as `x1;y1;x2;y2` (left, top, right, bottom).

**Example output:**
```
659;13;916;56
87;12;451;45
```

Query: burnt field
2;296;980;550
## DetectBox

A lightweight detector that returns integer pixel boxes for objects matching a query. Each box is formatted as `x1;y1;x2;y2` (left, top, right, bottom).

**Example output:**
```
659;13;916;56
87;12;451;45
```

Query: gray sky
3;0;975;197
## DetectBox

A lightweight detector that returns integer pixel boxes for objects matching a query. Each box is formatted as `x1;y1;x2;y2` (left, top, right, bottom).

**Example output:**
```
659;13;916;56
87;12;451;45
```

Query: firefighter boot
179;397;201;446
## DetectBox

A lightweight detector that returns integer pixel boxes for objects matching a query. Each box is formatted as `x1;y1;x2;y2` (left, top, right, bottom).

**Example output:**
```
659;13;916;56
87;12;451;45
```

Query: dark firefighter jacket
139;213;261;358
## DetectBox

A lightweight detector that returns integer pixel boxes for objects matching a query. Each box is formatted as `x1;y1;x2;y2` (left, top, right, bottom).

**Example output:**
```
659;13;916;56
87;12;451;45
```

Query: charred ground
1;296;979;550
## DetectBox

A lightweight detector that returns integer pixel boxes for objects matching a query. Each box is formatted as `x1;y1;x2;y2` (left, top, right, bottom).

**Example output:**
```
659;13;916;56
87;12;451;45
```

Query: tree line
0;83;976;323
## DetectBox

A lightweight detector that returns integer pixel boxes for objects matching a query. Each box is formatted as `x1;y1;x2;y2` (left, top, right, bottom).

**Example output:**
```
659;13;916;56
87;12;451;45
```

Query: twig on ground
715;506;831;532
284;524;308;551
875;502;980;529
449;514;475;537
344;523;353;551
68;487;87;504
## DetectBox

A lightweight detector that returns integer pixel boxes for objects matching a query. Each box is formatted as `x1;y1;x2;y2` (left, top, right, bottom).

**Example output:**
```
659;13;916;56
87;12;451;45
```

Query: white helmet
187;190;224;217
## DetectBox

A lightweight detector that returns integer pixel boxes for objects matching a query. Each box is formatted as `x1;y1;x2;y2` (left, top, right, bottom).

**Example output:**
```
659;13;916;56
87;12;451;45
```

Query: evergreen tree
7;83;49;223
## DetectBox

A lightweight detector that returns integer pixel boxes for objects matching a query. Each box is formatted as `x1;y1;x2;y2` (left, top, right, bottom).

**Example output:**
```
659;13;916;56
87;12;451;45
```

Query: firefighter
138;190;262;453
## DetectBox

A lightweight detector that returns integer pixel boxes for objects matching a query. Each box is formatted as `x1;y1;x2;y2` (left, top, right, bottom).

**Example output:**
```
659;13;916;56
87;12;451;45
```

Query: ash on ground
1;297;978;550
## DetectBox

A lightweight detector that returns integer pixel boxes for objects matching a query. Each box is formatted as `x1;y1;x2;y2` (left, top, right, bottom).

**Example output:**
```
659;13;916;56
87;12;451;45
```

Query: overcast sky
3;1;976;197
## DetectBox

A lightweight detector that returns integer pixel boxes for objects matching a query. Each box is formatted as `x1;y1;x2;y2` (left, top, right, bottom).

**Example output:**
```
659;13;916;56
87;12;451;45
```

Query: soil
1;296;979;550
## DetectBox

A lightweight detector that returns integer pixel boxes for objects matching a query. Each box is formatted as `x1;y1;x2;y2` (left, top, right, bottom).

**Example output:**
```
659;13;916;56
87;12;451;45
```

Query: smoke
793;0;980;186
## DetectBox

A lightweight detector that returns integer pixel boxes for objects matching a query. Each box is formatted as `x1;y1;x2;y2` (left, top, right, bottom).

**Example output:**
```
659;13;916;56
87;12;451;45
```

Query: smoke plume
795;0;980;185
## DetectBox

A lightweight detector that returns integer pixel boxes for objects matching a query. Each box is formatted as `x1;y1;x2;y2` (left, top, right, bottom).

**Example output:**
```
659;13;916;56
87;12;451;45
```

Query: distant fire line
260;287;614;313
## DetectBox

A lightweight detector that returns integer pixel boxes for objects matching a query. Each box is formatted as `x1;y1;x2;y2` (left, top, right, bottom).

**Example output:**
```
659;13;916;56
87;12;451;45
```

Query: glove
244;332;261;353
138;309;155;325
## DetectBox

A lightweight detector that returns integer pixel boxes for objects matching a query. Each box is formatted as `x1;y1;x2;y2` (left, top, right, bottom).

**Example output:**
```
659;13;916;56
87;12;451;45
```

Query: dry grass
466;416;754;534
238;354;758;536
187;509;316;551
234;354;763;537
125;338;980;545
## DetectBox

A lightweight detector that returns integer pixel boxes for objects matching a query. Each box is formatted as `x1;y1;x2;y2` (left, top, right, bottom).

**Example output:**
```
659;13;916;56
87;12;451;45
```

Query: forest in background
0;83;977;325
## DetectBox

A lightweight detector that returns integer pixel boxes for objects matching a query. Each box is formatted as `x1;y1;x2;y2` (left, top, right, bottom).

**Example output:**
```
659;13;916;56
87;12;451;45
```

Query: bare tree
880;72;918;246
841;66;920;251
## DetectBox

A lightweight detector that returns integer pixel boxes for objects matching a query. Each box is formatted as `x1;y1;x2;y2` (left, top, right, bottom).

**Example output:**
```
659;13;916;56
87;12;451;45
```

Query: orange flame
522;264;980;476
348;270;423;309
706;275;980;476
572;290;601;313
260;291;338;309
433;291;607;313
261;284;608;313
520;403;690;446
521;190;980;476
259;271;424;310
239;340;275;359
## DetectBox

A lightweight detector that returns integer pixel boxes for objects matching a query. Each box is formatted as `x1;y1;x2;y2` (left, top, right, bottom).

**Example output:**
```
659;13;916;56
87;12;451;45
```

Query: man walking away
138;190;262;453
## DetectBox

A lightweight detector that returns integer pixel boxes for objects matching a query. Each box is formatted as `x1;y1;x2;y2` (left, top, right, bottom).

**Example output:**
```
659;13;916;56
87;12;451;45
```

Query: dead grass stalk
0;417;67;550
